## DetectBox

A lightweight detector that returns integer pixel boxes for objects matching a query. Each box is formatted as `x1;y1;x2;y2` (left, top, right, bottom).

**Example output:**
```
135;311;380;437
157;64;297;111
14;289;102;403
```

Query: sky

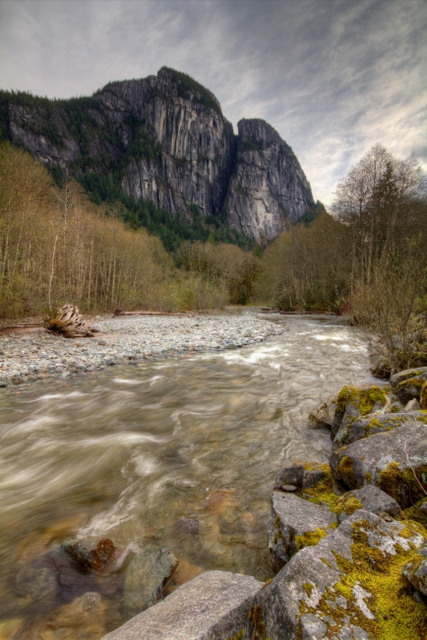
0;0;426;205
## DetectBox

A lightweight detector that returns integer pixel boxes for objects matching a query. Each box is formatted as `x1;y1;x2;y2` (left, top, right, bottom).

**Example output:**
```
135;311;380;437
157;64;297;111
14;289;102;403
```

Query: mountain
0;67;314;242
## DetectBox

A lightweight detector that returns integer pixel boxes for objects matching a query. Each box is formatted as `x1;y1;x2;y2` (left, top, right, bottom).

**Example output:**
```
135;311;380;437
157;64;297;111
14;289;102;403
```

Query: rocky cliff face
1;68;314;240
224;119;314;242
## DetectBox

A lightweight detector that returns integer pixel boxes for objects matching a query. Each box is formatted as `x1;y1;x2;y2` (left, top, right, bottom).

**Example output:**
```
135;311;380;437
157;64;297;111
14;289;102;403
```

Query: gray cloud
0;0;425;204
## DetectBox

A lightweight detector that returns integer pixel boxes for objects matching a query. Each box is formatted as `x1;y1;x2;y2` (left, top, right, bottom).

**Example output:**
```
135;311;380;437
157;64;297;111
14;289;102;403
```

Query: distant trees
332;144;426;287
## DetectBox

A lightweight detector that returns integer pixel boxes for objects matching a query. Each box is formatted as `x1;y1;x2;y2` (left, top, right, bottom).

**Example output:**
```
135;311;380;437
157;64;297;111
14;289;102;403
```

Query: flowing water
0;315;375;638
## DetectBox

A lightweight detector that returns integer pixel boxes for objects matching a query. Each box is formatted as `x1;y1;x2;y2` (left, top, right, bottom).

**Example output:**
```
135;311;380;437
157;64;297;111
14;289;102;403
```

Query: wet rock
174;516;200;536
337;485;401;523
331;385;388;443
330;422;427;508
102;570;263;640
249;510;425;640
62;536;115;572
268;491;337;572
0;380;7;387
308;398;336;429
333;410;427;447
123;546;178;615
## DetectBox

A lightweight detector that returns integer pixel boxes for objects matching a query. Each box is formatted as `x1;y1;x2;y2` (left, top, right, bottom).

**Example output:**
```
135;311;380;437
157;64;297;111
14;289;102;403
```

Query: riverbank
0;310;285;388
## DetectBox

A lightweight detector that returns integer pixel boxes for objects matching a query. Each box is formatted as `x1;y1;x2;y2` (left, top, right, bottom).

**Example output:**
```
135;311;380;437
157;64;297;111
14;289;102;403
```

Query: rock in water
123;546;178;615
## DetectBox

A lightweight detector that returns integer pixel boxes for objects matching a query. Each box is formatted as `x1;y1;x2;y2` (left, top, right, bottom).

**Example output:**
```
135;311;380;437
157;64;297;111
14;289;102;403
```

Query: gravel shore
0;311;284;388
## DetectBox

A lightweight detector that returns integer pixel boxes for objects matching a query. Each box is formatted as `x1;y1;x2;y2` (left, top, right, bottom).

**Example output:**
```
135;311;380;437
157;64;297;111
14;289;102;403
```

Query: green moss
273;515;283;544
301;519;427;638
336;385;387;417
228;631;244;640
403;499;427;528
338;455;356;488
295;528;327;551
364;471;373;483
337;495;363;516
420;381;427;410
379;462;427;505
302;582;314;597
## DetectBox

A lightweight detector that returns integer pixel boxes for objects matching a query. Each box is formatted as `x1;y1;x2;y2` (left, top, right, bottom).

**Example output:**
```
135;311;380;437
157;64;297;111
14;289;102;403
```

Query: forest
0;141;426;371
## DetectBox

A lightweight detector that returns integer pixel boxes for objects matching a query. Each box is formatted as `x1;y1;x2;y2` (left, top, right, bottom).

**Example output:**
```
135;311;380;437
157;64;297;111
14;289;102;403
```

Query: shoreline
0;310;285;388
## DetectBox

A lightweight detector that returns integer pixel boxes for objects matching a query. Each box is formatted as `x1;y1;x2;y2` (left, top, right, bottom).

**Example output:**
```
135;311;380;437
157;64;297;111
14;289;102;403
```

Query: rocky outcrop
1;68;314;240
223;119;314;241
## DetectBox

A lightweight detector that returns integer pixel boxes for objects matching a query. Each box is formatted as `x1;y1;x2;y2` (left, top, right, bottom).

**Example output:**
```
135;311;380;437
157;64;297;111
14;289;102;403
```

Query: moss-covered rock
331;385;388;443
420;381;427;410
251;510;426;640
334;410;427;447
330;422;427;508
268;491;337;572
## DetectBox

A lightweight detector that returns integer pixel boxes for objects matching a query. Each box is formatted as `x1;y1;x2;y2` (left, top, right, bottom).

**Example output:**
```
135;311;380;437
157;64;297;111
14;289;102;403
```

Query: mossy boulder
404;498;427;529
390;367;427;405
336;486;401;523
250;510;426;640
330;422;427;508
268;491;337;572
331;385;388;442
334;410;427;447
274;461;331;491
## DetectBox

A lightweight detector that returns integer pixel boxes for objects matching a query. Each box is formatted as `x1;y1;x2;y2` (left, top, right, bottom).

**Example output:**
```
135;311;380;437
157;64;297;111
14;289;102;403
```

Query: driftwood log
45;304;98;338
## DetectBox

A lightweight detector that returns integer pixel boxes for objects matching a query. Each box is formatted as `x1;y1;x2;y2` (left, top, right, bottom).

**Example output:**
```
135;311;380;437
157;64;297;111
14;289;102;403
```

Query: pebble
0;311;284;388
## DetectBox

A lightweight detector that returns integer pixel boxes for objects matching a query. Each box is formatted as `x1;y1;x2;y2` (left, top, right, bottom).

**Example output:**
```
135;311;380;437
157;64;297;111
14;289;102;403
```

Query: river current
0;314;374;638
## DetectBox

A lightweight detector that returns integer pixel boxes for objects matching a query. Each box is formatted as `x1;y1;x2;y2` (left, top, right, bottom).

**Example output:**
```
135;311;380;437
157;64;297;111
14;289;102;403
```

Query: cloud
0;0;425;204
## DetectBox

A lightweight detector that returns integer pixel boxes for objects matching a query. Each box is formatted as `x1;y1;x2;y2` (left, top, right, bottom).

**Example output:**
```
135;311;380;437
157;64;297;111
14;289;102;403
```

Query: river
0;314;374;639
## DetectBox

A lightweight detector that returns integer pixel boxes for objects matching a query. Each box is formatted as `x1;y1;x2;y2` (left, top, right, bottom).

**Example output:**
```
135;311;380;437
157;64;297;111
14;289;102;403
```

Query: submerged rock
123;546;178;616
102;570;263;640
330;422;427;508
62;536;115;572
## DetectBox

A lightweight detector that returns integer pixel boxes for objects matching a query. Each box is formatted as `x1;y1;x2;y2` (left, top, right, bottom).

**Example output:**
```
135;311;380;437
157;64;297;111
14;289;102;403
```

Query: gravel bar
0;311;284;388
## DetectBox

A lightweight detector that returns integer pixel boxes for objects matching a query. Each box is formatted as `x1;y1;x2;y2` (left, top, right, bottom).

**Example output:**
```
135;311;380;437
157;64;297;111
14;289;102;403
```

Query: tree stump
45;304;97;338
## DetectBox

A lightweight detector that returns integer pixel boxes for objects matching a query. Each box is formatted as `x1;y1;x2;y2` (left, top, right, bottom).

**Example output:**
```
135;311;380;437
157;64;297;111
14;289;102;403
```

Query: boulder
123;546;178;615
330;422;427;508
247;510;426;639
402;543;427;597
274;461;331;491
101;570;263;640
333;410;427;447
268;491;337;572
308;399;336;429
390;367;427;405
331;385;388;441
336;486;401;523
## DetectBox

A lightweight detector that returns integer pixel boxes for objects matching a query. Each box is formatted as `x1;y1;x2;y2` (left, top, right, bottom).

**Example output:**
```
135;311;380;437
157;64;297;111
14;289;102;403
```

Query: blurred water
0;315;374;637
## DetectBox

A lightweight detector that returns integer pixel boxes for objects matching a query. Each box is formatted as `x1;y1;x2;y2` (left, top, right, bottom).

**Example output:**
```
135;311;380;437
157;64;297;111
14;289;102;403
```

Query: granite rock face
2;68;314;241
223;119;314;241
101;570;263;640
